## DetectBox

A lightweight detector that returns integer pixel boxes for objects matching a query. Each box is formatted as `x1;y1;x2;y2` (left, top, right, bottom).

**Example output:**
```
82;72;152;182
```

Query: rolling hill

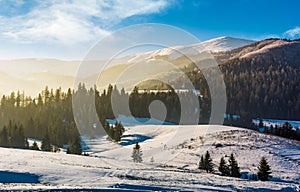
0;121;299;191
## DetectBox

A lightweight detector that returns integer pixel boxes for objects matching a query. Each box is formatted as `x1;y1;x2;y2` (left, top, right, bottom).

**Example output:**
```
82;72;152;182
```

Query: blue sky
0;0;299;60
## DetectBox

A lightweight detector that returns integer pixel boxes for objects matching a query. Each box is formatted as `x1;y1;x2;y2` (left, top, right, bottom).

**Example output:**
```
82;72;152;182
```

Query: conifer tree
30;141;40;150
150;156;154;163
204;151;214;173
199;155;205;170
114;122;125;142
15;124;26;148
132;142;142;163
67;134;82;155
257;157;272;181
218;157;230;176
199;151;213;172
105;121;125;142
228;153;241;178
259;119;264;128
41;131;52;152
0;126;9;147
25;137;29;149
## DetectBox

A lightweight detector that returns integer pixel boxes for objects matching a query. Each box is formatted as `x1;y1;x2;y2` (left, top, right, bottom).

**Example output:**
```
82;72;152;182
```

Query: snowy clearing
0;123;299;191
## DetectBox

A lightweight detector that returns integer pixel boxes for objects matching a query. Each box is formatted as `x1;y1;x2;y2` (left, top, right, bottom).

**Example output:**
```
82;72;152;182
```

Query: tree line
0;85;125;154
256;121;300;141
0;83;200;153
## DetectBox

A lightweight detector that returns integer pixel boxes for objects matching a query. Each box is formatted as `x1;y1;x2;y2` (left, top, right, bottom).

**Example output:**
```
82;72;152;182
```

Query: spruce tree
150;156;154;163
204;151;214;173
105;122;125;142
259;119;264;128
218;157;230;176
41;131;52;152
0;126;9;147
228;153;241;178
132;142;142;163
257;157;272;181
9;124;18;147
114;122;125;142
67;134;82;155
25;137;29;149
199;155;205;170
30;141;40;150
16;124;26;148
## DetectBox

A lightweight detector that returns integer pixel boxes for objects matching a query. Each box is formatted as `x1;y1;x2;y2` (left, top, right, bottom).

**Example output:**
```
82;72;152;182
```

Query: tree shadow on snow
0;171;39;183
245;187;297;192
270;177;299;184
120;134;152;146
110;183;193;191
110;183;237;191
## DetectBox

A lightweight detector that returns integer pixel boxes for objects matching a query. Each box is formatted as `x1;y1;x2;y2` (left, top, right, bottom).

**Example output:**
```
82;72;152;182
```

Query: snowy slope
199;36;255;52
127;36;255;62
0;123;299;191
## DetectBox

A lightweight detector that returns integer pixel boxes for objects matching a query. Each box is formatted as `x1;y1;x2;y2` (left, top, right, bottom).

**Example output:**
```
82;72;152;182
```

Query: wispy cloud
283;26;300;39
0;0;170;45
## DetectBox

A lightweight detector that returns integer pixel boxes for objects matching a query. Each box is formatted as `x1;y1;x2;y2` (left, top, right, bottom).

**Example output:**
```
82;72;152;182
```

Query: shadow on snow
120;134;152;146
0;171;39;183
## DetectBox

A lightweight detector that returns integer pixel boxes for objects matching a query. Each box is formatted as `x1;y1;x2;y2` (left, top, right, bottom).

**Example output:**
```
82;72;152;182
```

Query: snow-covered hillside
0;123;299;191
127;36;255;62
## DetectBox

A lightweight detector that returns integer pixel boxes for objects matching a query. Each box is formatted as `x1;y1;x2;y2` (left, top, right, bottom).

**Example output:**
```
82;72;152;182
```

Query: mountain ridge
125;36;255;62
2;37;300;97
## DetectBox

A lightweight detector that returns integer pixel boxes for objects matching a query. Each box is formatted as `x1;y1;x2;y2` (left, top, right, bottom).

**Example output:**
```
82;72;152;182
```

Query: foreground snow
0;124;299;191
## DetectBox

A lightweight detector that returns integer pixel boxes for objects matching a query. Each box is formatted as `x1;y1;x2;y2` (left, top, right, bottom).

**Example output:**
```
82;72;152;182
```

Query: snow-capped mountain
232;38;300;60
127;36;255;62
199;36;255;52
214;38;300;65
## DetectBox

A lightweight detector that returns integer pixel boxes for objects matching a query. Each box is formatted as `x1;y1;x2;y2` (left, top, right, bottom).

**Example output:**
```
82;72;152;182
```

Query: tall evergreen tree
67;134;82;155
41;131;52;152
258;119;264;128
15;124;26;148
30;141;40;150
204;151;214;173
199;151;213;172
0;126;9;147
257;157;272;181
218;157;230;176
228;153;241;178
199;155;205;170
132;142;143;163
105;121;125;142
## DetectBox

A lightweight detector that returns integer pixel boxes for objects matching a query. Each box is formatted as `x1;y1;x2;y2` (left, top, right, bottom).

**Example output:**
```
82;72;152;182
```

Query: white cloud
283;27;300;39
0;0;170;45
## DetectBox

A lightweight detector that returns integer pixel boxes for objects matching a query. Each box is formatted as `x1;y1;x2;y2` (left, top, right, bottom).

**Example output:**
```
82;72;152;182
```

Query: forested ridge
186;38;300;122
0;38;300;151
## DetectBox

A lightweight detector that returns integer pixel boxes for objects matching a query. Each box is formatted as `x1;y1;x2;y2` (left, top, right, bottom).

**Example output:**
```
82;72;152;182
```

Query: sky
0;0;299;60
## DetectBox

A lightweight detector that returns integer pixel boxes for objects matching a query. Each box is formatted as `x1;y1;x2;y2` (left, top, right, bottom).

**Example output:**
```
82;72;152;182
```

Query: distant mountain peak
199;36;256;52
126;36;255;62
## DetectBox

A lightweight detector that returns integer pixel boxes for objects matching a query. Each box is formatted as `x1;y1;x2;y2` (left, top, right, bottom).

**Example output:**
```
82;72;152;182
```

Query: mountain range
0;36;299;98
